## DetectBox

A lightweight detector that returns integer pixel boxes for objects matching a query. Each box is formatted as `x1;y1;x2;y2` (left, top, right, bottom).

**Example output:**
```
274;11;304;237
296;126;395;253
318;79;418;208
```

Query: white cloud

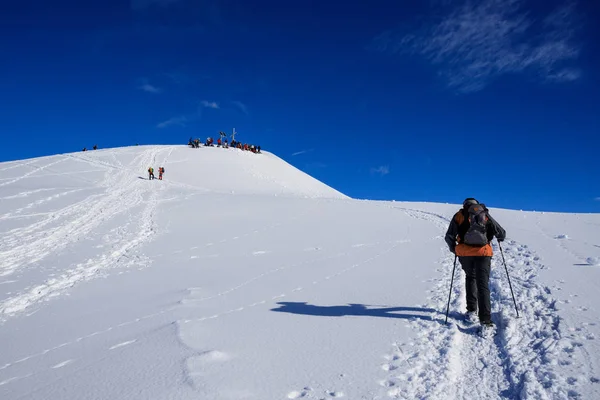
375;0;582;92
201;100;220;109
156;116;188;129
595;197;600;201
371;166;390;176
232;101;249;115
292;149;314;157
139;83;162;94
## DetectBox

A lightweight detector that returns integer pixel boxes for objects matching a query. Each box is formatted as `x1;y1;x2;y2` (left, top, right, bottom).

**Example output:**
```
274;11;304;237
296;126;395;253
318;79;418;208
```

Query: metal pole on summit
499;242;520;318
445;254;458;324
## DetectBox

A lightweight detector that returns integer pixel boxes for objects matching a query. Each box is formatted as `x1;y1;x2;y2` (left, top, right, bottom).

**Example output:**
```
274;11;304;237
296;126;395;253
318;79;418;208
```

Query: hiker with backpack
148;167;155;180
158;167;165;180
444;198;506;328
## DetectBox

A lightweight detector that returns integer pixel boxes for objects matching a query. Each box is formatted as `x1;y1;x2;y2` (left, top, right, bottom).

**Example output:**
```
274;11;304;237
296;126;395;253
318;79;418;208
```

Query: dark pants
459;256;492;322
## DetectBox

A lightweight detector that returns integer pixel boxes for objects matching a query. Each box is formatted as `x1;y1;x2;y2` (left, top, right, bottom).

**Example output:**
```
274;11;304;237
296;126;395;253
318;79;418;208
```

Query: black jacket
445;206;506;254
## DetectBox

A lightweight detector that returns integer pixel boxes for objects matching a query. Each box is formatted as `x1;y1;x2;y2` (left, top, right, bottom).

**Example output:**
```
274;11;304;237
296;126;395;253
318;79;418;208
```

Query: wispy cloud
157;116;188;129
201;100;220;109
371;166;390;176
232;101;249;115
138;82;162;94
292;149;314;157
137;78;162;93
595;197;600;201
374;0;582;92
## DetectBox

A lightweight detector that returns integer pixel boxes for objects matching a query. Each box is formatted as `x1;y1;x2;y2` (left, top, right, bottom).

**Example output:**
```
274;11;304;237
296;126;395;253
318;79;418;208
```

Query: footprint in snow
304;247;321;252
109;339;136;350
287;390;309;399
567;377;578;385
51;360;74;369
585;257;600;266
381;363;398;371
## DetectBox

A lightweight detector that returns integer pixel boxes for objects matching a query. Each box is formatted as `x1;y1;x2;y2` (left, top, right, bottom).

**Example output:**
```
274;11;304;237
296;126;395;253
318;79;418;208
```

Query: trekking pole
498;242;520;318
445;254;458;324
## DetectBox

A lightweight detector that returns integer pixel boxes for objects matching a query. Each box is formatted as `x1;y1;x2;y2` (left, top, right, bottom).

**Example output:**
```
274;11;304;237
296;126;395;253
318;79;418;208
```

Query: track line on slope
181;240;409;324
0;249;338;374
0;147;173;319
534;219;598;266
0;147;163;271
0;166;323;374
0;158;42;173
180;238;408;306
0;189;86;221
379;208;588;400
0;188;55;200
0;158;68;188
0;239;407;390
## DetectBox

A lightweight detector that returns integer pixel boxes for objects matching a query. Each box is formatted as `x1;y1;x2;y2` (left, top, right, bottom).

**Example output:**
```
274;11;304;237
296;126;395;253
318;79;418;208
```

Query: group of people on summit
188;136;261;154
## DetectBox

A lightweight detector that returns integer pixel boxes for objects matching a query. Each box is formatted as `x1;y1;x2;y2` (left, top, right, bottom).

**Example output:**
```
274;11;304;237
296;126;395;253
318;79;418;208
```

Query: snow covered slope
1;145;599;400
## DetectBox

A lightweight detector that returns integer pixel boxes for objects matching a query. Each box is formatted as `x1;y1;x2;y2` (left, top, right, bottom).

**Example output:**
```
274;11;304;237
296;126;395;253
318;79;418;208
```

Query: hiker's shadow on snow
271;302;436;322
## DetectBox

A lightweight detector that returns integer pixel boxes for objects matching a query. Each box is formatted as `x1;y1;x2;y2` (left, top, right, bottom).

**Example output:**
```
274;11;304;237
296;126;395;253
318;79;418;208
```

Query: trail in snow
0;193;333;387
375;208;594;400
0;188;86;221
0;147;175;319
0;158;68;188
180;239;409;324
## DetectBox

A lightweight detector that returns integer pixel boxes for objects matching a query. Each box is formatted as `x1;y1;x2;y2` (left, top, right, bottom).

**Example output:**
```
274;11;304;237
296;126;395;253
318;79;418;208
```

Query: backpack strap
455;208;470;243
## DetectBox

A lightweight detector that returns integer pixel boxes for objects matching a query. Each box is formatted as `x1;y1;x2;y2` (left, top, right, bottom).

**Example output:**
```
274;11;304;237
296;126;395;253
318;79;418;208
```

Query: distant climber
148;167;155;180
158;167;165;180
93;144;98;150
82;147;87;152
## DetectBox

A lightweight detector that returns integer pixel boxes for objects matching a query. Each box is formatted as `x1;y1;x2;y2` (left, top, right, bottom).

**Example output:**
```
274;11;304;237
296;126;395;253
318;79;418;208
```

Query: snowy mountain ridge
1;145;600;400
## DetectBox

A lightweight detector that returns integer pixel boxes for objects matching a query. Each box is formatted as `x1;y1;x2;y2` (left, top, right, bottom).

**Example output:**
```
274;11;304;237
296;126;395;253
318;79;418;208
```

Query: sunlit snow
1;145;599;399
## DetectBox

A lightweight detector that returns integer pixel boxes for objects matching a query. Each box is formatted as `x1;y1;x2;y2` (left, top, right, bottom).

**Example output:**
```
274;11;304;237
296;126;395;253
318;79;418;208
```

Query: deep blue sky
1;0;599;212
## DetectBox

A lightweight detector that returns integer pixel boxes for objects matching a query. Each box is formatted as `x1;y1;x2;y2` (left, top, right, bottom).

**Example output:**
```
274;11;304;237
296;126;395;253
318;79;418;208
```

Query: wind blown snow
0;145;599;399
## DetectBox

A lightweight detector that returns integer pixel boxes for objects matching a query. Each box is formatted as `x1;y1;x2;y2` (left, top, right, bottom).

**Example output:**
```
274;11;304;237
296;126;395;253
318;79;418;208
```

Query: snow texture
0;145;599;400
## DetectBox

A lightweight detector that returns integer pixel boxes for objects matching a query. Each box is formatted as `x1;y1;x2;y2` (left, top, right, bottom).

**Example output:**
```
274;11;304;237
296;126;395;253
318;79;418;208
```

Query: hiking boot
480;319;495;327
465;311;478;323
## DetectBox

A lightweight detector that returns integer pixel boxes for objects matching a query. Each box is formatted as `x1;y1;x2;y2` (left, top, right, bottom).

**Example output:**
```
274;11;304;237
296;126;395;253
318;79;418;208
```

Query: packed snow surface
1;145;599;399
